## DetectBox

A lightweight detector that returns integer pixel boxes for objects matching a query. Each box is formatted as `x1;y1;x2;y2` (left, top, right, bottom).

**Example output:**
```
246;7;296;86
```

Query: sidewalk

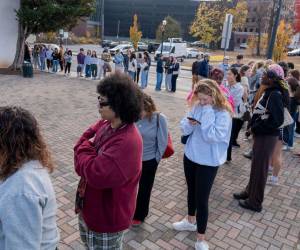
0;73;299;250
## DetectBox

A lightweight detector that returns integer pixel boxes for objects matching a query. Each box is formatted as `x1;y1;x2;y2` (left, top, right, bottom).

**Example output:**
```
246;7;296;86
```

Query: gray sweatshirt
136;113;168;162
0;160;59;250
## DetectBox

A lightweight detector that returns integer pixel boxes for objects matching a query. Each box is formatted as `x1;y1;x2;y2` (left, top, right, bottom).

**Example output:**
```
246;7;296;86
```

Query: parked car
287;48;300;56
186;48;203;59
148;42;160;53
137;42;148;51
109;44;133;56
102;40;112;48
34;43;59;51
190;41;209;48
240;43;248;49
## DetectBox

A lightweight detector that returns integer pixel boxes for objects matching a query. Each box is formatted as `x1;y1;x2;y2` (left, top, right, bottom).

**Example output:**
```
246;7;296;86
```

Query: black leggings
65;62;71;74
133;158;158;221
136;68;141;83
227;118;244;161
184;155;218;234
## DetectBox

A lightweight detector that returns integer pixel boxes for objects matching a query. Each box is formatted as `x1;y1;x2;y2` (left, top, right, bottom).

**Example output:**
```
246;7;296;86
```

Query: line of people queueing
0;73;233;250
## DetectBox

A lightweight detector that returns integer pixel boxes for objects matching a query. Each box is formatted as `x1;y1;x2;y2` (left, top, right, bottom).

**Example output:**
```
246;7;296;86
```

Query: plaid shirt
79;215;124;250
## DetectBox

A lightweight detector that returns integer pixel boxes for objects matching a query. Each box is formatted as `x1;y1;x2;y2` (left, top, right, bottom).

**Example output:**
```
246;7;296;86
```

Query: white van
155;38;187;61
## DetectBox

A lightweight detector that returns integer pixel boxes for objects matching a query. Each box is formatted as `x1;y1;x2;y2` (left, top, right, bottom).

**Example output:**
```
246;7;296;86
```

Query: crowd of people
1;49;300;250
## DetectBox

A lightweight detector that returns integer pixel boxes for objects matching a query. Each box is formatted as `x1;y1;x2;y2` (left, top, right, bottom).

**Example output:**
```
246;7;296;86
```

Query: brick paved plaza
0;73;300;250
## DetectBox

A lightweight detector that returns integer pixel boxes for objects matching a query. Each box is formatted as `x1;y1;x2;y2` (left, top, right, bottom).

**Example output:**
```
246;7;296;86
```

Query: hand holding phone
187;117;201;125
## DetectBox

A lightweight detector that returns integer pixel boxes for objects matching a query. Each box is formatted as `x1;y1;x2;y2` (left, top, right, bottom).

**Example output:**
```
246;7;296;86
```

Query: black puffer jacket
250;87;285;136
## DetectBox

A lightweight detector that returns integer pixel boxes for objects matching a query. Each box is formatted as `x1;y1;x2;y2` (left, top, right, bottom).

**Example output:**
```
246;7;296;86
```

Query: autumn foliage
129;14;142;50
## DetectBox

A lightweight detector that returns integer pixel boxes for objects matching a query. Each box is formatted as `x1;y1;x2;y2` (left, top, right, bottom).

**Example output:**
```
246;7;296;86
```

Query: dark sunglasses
97;96;110;108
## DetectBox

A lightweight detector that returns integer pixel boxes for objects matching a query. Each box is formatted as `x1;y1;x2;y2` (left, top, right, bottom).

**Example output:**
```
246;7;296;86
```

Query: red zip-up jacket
74;120;142;233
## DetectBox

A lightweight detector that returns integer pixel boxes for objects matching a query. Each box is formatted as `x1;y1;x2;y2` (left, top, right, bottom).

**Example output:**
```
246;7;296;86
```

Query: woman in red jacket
74;73;143;249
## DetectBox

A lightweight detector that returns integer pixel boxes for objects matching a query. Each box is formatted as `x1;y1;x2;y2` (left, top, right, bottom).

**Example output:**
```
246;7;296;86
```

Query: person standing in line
234;65;288;212
218;56;230;81
101;49;112;78
46;45;53;72
114;50;124;73
288;69;300;138
64;50;72;76
155;54;164;91
84;50;92;78
74;73;143;250
32;45;40;69
231;54;244;71
90;51;98;80
141;55;150;89
39;45;47;71
282;77;299;151
197;54;210;80
226;68;244;162
164;57;173;91
0;106;59;250
192;57;200;90
132;93;168;226
240;65;251;102
97;54;104;80
58;45;64;72
136;53;143;84
171;57;180;92
173;81;232;250
51;48;60;73
77;48;85;77
144;51;151;83
123;51;130;74
210;68;235;111
128;53;137;81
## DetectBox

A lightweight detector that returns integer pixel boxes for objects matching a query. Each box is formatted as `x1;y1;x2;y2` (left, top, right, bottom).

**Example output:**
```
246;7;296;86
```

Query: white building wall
0;1;20;68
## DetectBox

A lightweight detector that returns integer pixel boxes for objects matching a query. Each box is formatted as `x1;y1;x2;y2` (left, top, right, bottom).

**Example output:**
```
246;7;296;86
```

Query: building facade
234;0;295;47
0;0;19;68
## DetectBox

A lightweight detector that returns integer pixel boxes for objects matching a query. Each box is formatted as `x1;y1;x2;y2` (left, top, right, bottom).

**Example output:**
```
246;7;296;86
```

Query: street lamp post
160;19;167;56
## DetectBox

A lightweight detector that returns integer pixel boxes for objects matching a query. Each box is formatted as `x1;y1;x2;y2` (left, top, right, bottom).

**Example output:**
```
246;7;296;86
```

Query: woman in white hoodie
173;79;232;250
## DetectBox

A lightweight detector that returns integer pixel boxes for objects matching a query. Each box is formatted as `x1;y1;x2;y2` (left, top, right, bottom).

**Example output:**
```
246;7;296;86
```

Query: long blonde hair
191;79;233;115
251;61;264;76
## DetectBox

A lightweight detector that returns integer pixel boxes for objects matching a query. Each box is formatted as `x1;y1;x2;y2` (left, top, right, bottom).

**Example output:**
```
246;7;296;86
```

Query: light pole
160;19;167;56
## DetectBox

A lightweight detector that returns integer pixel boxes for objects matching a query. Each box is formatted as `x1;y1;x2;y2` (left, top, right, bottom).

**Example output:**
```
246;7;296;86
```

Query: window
252;18;256;22
250;28;253;32
243;38;247;43
237;38;241;43
244;28;247;32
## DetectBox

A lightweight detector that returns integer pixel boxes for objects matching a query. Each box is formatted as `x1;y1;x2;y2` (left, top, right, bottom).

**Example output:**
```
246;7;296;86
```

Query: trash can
22;61;33;78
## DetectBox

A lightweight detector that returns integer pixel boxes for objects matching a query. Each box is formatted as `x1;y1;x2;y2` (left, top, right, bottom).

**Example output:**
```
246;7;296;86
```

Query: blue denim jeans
128;71;135;81
155;72;163;90
52;60;59;72
283;112;297;147
40;57;46;70
141;70;149;89
85;65;91;78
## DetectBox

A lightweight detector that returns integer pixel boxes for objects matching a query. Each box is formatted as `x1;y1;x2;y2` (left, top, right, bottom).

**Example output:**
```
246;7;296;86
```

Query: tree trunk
9;23;28;71
267;0;276;46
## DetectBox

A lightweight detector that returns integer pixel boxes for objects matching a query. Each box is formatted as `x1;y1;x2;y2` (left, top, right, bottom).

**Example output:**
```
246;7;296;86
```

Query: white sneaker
282;145;289;151
267;176;278;186
172;218;197;232
195;240;209;250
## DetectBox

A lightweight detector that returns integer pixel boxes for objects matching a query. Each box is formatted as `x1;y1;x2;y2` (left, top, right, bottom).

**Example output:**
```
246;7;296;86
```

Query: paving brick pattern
0;73;300;250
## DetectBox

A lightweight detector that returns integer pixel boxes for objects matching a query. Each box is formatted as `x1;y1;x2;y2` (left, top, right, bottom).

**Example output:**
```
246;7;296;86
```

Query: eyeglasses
97;96;110;108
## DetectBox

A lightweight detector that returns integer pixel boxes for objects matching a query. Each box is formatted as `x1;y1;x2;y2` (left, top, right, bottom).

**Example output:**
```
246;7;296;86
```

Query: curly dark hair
97;73;143;123
0;106;54;180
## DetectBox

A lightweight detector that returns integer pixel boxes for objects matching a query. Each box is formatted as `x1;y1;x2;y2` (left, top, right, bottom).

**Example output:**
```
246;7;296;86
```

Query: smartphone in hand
187;117;201;124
